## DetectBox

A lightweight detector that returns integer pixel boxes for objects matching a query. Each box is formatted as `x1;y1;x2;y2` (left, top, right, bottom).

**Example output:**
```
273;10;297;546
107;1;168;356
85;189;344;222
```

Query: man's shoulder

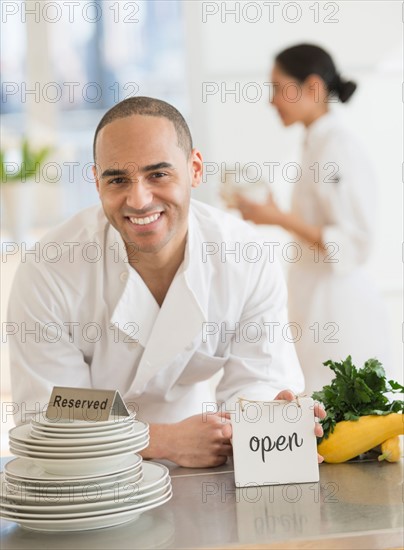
14;205;109;284
39;204;107;246
190;199;261;242
10;205;110;305
189;199;287;305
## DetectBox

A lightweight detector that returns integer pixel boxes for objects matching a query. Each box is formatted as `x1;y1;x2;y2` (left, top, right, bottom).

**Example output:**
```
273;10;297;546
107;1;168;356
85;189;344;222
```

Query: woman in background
235;44;390;395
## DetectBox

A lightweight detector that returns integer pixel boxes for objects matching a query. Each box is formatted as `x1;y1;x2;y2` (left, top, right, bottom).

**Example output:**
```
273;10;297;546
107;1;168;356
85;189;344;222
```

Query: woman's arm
235;193;325;249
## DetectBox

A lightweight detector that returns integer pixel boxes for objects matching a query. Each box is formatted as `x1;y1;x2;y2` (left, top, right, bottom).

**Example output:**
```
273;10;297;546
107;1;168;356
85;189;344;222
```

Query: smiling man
93;103;199;307
8;97;324;467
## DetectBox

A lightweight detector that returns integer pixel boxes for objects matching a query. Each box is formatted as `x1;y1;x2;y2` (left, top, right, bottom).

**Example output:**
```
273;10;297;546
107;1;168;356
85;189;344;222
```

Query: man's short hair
93;96;193;161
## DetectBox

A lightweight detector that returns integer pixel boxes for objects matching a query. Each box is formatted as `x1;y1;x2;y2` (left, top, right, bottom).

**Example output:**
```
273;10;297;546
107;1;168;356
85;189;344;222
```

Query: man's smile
128;212;162;226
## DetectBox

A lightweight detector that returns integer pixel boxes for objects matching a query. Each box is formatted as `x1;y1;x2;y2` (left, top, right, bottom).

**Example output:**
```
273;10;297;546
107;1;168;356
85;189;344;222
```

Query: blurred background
1;1;402;448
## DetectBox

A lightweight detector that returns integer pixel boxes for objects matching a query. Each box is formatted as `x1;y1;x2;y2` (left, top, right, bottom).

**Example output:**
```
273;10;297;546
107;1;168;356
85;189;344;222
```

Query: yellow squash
318;413;404;463
378;436;402;463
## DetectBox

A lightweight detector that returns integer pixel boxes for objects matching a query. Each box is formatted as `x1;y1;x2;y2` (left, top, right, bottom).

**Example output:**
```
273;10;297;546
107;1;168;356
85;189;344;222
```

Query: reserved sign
46;387;130;422
231;397;319;487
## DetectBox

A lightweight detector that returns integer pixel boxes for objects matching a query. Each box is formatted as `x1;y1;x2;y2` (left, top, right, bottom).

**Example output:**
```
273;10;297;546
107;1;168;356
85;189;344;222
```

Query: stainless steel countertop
1;457;403;549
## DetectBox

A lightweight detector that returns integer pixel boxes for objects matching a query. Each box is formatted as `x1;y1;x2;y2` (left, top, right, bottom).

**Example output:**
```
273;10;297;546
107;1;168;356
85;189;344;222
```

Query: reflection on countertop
1;458;403;549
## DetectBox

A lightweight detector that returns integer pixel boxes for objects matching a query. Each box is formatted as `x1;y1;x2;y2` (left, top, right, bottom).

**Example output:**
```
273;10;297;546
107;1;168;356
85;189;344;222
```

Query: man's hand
142;392;326;468
141;413;233;468
274;389;326;463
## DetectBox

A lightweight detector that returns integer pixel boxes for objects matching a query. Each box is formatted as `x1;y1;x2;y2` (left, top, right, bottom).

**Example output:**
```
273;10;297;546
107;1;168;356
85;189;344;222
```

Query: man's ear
92;164;100;194
189;149;203;189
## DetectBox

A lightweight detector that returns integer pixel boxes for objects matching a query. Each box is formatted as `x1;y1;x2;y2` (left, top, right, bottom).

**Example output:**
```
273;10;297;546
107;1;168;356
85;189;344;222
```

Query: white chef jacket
8;199;304;424
288;111;390;394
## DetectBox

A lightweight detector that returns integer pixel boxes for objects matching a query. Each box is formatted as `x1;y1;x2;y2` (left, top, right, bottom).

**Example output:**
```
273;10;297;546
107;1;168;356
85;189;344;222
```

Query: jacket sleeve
7;260;92;425
215;254;305;410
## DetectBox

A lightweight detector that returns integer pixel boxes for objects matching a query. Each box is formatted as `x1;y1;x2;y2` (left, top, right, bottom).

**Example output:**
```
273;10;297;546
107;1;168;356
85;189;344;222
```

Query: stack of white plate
8;414;149;475
0;413;172;531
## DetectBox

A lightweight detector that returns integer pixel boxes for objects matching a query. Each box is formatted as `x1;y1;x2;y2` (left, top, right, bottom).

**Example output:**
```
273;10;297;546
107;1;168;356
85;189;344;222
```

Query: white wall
183;1;402;380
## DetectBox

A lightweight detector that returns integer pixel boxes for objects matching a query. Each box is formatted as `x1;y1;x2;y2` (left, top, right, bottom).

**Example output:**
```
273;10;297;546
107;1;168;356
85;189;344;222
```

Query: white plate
30;412;136;429
30;423;148;442
0;490;172;531
1;463;168;505
135;463;170;492
11;422;148;447
0;478;171;520
4;454;142;481
3;470;144;501
1;476;169;511
4;461;166;493
9;438;149;462
4;465;143;495
9;434;149;457
9;439;146;458
30;422;135;437
10;435;147;454
0;484;172;519
1;479;171;513
33;448;149;475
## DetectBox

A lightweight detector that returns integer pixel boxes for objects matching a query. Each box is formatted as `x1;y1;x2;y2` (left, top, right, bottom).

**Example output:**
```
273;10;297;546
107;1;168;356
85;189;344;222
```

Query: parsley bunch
312;356;404;441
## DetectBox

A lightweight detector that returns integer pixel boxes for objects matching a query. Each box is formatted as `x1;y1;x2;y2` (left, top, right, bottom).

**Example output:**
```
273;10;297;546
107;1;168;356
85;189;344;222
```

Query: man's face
93;115;202;255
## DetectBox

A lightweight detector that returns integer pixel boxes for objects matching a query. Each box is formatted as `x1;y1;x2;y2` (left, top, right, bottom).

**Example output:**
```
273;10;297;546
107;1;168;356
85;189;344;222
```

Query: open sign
231;398;319;487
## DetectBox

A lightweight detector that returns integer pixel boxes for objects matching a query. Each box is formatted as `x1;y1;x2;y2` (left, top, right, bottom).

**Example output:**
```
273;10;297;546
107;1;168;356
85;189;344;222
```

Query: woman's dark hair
275;44;357;103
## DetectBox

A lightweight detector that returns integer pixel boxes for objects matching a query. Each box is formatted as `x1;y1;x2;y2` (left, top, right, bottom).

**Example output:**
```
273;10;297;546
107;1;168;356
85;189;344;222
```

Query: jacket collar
304;110;339;151
109;204;209;393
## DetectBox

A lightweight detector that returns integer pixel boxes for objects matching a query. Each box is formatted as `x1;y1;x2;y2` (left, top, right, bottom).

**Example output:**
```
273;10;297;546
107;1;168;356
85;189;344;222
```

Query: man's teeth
129;213;161;226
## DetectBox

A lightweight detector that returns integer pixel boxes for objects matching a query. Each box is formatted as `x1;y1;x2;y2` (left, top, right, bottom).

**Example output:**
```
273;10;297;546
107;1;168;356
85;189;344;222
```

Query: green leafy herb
312;356;404;441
